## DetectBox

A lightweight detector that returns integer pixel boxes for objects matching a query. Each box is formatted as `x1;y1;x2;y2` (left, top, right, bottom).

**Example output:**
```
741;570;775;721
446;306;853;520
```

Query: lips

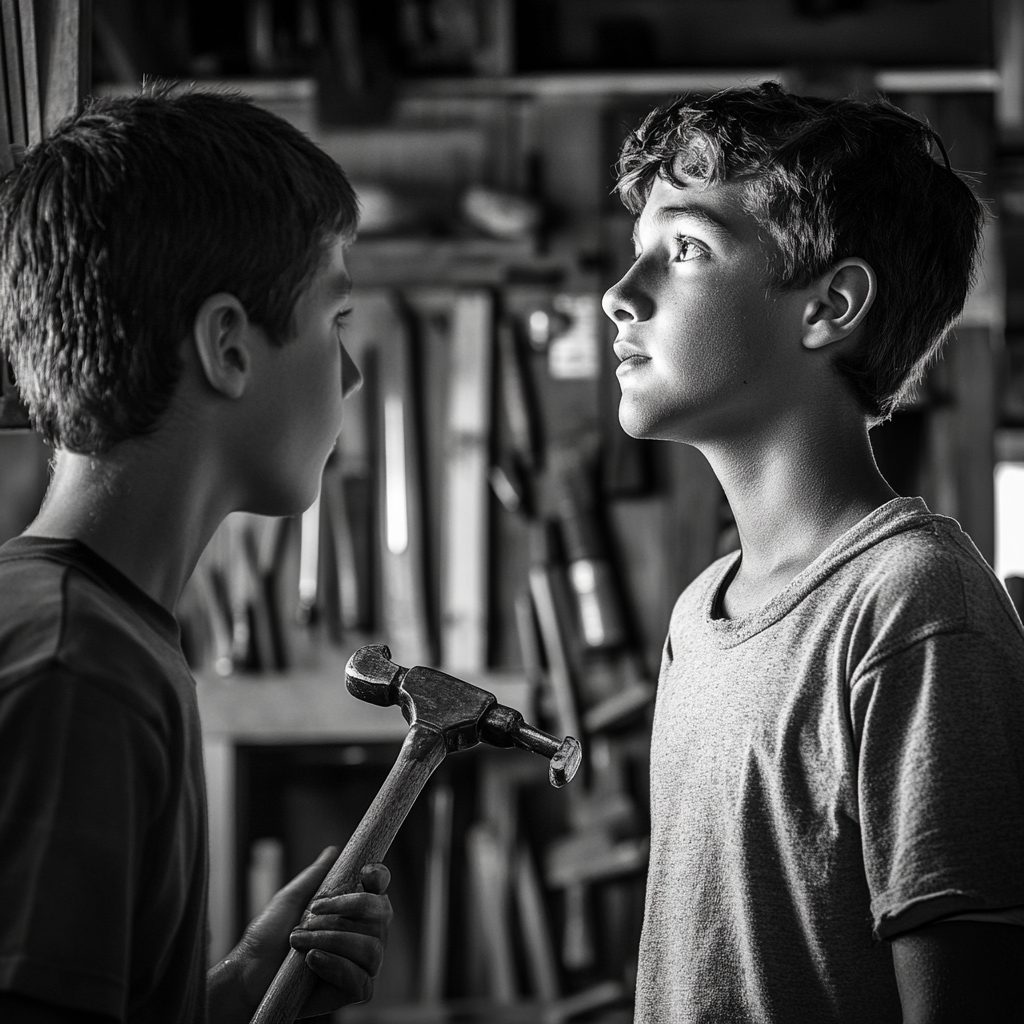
613;341;650;373
613;340;648;362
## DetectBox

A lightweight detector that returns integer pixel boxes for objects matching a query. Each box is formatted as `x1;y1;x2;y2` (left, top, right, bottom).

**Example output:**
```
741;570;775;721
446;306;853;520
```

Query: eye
334;308;353;334
673;236;705;263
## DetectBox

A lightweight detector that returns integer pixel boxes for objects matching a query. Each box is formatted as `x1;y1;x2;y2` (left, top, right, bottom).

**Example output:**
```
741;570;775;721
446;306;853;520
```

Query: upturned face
602;174;812;446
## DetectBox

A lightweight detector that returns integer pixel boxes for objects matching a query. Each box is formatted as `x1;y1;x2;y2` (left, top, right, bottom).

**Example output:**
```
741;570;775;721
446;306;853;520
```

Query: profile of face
241;234;361;515
602;175;812;446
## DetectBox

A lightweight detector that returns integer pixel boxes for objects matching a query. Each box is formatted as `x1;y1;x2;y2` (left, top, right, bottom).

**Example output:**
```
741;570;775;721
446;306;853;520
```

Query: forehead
304;233;353;303
635;174;763;245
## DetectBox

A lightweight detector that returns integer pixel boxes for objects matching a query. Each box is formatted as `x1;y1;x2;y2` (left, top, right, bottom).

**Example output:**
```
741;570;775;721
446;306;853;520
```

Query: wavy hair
615;83;986;421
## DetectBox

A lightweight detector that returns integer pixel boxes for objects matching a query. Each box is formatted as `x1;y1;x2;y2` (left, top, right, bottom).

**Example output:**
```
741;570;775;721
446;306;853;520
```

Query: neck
25;428;234;612
697;405;897;614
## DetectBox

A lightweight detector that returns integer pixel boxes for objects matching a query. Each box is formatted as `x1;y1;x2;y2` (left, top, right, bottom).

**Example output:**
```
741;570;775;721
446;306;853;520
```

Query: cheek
305;342;343;406
654;289;740;380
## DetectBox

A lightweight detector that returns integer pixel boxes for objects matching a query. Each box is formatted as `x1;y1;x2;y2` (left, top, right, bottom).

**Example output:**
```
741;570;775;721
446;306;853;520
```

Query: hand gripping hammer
250;644;583;1024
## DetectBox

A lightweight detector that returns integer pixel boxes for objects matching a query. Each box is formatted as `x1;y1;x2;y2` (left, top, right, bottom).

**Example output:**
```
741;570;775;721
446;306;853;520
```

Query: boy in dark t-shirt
602;85;1024;1021
0;89;391;1022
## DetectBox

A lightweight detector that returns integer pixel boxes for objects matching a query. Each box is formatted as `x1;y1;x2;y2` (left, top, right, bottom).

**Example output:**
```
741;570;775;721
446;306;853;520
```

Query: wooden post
33;0;91;134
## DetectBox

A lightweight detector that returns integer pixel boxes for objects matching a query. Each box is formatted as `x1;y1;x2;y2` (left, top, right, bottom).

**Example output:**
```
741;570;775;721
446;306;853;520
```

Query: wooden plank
996;0;1024;143
374;291;435;666
17;0;39;143
1;0;27;147
440;291;493;672
947;325;997;561
418;782;454;1002
33;0;91;135
204;738;236;964
0;15;15;174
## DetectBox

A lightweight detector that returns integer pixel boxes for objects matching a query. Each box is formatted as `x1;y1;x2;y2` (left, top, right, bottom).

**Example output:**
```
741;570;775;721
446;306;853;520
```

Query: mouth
613;340;648;363
613;340;650;374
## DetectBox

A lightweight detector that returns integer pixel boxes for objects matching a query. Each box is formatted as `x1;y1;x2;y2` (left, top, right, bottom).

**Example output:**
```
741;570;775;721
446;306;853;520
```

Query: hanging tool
549;444;626;652
250;644;582;1024
441;291;494;672
375;294;434;665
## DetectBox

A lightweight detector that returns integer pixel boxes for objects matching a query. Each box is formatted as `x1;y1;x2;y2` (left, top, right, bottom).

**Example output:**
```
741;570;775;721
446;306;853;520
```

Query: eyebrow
632;203;734;248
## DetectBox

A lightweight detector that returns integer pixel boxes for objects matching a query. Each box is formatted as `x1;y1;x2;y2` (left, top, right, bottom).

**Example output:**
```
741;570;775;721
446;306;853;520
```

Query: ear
801;258;877;351
192;293;255;399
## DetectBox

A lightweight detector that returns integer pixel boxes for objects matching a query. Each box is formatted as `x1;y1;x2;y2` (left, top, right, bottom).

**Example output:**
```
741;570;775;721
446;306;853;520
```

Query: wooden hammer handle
250;726;448;1024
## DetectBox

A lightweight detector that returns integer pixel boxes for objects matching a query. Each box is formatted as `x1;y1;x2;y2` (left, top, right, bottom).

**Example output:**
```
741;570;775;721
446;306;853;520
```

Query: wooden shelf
197;646;534;744
345;235;546;287
402;68;1001;100
96;66;1003;109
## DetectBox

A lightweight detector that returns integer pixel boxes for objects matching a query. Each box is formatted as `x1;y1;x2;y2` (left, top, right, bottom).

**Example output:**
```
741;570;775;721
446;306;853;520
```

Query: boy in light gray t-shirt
602;85;1024;1022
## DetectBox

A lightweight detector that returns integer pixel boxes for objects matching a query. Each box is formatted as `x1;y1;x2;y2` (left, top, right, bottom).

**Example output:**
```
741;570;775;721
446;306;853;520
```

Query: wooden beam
33;0;91;136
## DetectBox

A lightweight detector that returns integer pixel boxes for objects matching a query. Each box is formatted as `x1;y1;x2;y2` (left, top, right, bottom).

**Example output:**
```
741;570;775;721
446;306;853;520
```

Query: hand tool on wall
491;316;542;517
466;821;518;1003
318;451;360;637
250;644;582;1024
178;513;289;675
375;294;435;665
296;491;321;626
514;844;560;1001
548;443;626;654
441;291;494;673
528;523;582;746
418;780;454;1003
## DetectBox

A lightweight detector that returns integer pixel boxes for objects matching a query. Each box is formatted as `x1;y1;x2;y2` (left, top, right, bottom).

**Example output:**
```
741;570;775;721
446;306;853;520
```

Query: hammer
250;644;582;1024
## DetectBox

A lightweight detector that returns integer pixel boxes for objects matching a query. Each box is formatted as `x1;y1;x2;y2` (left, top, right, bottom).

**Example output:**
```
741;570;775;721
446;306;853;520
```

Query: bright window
994;462;1024;582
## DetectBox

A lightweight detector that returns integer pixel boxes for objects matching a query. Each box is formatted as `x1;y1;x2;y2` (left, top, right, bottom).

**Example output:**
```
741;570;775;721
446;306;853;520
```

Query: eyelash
335;308;353;332
630;236;706;263
673;236;705;262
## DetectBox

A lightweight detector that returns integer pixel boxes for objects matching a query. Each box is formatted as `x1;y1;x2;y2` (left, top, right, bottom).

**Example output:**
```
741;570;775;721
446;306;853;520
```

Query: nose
341;344;362;398
602;264;653;324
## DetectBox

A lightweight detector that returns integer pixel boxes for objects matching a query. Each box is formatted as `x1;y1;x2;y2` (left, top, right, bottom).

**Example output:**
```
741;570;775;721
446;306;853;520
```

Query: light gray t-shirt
637;497;1024;1023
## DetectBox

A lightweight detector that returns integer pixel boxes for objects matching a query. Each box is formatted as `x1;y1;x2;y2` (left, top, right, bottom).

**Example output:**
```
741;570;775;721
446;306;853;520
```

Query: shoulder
0;543;193;734
843;515;1023;673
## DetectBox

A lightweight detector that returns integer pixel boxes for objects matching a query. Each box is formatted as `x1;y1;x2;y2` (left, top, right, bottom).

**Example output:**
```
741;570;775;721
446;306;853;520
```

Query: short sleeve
0;668;167;1018
851;627;1024;940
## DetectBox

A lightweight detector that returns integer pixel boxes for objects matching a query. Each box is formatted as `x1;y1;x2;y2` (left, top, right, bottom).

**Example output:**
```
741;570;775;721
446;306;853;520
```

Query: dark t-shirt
0;537;208;1022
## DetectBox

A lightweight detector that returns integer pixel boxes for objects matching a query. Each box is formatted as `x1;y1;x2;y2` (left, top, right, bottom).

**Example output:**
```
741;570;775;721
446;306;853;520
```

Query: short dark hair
614;82;986;421
0;86;358;453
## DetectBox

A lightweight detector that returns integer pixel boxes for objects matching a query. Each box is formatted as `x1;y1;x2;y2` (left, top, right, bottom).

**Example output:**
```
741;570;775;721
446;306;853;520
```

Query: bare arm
892;921;1024;1023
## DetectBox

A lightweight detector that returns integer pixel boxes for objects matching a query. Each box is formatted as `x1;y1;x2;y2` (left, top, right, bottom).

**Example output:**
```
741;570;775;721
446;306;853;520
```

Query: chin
241;477;320;518
618;400;665;441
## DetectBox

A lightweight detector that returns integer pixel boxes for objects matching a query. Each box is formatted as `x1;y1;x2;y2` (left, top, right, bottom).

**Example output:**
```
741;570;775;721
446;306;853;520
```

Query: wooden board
440;290;494;672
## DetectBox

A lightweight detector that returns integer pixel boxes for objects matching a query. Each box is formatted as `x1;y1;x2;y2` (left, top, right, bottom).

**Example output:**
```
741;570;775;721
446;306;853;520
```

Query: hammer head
346;645;582;787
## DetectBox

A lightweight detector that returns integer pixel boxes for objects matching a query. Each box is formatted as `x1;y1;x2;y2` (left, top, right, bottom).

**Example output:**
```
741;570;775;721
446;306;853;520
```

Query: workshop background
2;1;1023;1021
